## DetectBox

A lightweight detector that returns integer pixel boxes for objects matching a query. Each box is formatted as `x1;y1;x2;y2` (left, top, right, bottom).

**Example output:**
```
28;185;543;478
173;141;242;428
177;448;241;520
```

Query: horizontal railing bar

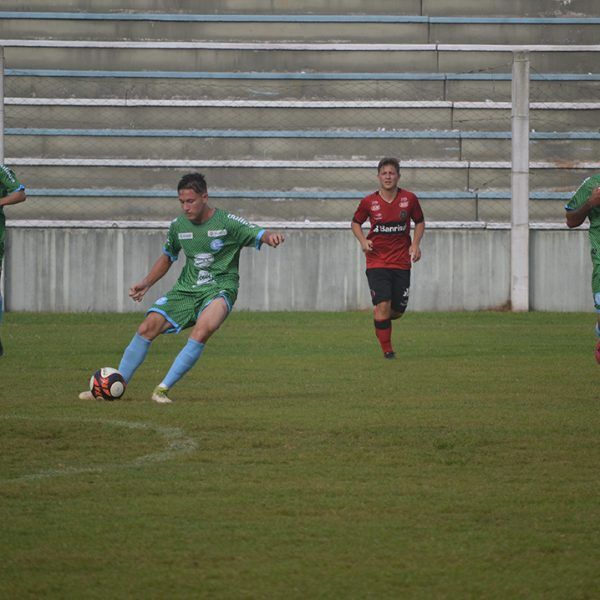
9;158;600;168
6;128;600;140
6;97;600;109
1;12;598;25
24;188;571;200
7;69;600;82
1;39;600;52
5;219;578;230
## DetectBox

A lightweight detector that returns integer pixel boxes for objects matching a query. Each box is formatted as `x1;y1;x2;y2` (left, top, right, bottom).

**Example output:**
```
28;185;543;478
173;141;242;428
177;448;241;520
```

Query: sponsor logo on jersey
210;239;224;251
372;221;407;234
155;296;168;306
400;198;409;208
178;232;193;240
208;229;228;237
194;270;214;286
371;202;381;211
194;253;214;268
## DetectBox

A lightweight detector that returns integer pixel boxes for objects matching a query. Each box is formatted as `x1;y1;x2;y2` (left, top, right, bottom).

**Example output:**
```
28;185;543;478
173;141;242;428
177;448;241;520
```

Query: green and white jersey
163;208;265;293
566;173;600;262
0;164;24;237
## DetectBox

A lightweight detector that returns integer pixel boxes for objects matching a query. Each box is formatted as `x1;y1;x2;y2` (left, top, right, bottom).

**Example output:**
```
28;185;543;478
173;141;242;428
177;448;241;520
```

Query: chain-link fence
2;54;599;223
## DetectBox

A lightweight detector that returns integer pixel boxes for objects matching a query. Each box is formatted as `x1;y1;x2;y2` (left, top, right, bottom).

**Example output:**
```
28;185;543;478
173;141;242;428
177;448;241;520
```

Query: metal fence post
511;51;530;311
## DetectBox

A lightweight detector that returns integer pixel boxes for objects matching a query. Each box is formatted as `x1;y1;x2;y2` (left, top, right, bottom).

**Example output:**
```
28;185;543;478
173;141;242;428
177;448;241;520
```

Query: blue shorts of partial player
147;286;237;333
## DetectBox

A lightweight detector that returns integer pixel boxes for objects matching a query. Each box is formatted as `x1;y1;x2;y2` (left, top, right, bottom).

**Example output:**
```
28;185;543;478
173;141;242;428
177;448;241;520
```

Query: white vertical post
511;52;530;311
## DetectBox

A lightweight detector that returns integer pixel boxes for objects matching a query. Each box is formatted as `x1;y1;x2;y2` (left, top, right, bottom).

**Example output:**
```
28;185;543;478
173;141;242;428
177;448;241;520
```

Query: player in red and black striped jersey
351;157;425;359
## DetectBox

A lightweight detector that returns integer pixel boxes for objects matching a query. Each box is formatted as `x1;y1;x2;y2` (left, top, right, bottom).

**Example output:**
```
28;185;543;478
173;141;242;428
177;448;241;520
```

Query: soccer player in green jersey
79;172;284;402
565;174;600;363
0;165;26;357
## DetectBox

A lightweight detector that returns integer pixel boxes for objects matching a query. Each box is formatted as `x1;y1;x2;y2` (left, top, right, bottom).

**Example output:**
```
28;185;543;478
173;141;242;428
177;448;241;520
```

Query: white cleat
78;390;95;401
151;385;172;404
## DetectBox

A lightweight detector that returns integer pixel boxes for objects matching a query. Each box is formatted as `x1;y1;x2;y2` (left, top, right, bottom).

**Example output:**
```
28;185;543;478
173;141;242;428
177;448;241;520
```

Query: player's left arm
409;220;425;263
260;231;285;248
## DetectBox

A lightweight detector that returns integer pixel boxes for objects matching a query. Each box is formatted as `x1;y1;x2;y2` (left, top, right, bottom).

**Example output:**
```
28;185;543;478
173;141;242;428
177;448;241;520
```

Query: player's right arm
566;185;600;228
129;254;172;302
351;199;373;253
351;220;373;253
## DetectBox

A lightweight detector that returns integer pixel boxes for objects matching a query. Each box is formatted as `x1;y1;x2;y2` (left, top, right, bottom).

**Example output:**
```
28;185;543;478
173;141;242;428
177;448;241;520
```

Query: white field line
0;415;198;483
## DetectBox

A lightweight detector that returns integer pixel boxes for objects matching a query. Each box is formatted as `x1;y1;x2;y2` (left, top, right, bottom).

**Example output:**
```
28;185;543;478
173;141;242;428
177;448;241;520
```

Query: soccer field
0;311;598;598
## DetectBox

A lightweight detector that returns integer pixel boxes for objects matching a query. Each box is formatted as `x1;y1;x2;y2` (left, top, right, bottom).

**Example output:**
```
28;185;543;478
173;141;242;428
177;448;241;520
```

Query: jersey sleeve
227;214;265;249
566;176;596;211
0;165;24;195
162;220;181;262
411;196;425;223
352;198;370;224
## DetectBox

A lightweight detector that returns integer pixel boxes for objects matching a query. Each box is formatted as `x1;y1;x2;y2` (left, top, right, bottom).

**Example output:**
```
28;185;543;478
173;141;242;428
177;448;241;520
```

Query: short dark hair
177;172;207;195
377;157;400;173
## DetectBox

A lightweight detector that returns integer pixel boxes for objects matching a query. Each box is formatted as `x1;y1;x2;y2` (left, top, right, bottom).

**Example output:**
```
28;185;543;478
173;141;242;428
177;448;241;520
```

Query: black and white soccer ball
90;367;126;400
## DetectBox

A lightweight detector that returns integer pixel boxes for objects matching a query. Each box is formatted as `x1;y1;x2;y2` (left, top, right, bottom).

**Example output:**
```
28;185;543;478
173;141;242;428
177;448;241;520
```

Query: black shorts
366;268;411;312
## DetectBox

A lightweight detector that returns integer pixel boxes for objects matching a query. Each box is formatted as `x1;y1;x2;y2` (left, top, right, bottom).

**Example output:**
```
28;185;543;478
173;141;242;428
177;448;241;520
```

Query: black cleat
0;336;3;357
384;351;396;360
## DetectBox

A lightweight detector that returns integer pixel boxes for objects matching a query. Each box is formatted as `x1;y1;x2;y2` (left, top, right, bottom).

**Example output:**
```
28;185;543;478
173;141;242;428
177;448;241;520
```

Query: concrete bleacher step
7;180;579;223
1;12;599;44
8;195;576;226
9;160;595;193
0;1;422;15
6;69;600;103
1;0;598;17
7;129;600;163
2;41;598;75
6;99;600;132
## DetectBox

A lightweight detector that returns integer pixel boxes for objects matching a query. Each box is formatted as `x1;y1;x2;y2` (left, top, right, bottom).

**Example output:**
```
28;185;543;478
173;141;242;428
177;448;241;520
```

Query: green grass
0;311;598;599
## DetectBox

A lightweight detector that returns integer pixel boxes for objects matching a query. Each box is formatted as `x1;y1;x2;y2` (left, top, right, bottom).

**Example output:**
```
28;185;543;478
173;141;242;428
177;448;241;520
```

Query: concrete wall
2;225;594;313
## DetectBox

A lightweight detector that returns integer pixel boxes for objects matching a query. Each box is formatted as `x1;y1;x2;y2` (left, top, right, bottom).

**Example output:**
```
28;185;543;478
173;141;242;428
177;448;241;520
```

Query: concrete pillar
511;51;530;311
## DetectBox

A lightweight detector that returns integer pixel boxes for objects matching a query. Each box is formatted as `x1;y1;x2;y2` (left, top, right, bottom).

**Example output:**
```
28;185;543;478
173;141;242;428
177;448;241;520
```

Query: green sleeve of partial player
566;175;600;211
0;165;22;196
228;215;263;248
163;221;181;261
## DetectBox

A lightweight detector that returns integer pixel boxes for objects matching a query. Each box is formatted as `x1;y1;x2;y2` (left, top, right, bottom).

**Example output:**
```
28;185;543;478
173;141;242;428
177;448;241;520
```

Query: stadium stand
1;2;599;222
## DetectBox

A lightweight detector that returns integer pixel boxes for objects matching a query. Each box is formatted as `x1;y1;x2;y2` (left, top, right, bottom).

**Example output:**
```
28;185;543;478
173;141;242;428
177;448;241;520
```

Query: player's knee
137;314;165;339
373;301;392;320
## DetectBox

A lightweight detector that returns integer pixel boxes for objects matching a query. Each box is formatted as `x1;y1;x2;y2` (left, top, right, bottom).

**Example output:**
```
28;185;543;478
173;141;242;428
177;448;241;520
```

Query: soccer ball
90;367;126;401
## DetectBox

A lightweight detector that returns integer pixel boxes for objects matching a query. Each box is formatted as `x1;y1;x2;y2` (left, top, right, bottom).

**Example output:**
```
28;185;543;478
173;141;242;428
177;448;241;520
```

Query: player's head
377;157;400;174
177;172;208;196
377;158;400;192
178;173;209;223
